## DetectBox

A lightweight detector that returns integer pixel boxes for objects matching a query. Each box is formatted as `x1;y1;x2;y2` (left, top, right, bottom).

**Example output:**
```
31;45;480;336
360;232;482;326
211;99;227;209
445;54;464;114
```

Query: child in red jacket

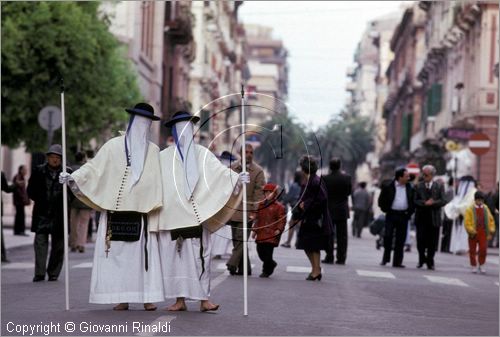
252;183;287;278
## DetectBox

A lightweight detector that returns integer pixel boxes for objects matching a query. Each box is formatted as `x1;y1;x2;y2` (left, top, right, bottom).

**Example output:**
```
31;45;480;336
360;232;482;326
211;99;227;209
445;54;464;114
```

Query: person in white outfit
150;111;245;312
61;103;164;311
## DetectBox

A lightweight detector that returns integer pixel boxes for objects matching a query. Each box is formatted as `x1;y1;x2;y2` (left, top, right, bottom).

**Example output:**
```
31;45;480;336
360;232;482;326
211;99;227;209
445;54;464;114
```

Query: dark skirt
296;220;329;251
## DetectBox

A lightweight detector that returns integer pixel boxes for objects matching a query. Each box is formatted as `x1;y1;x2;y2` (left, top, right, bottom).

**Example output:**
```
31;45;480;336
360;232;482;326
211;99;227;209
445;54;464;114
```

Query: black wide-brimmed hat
163;111;200;128
125;103;161;121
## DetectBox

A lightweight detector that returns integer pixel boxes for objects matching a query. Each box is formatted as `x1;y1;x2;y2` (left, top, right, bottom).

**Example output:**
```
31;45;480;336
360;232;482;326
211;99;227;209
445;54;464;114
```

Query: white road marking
1;262;34;269
424;275;469;287
286;266;314;273
487;258;499;265
495;282;499;287
356;270;396;279
72;262;93;269
135;315;176;336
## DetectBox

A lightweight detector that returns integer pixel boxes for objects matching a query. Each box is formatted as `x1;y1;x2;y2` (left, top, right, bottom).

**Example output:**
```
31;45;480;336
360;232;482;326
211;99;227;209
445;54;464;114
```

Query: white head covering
125;115;151;190
173;120;200;200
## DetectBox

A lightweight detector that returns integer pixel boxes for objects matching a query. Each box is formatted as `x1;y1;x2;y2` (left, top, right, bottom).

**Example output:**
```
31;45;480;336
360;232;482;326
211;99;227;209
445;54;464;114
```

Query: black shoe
380;261;388;266
227;265;237;275
259;272;269;278
417;262;424;268
33;276;45;282
280;243;291;248
236;269;251;276
335;261;345;265
393;264;405;268
321;259;334;264
48;276;58;281
306;273;322;281
426;262;435;270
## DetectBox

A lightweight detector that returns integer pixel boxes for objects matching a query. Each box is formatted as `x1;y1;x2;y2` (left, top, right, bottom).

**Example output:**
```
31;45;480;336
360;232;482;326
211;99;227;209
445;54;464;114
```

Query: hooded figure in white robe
444;176;476;254
62;103;163;311
150;111;244;312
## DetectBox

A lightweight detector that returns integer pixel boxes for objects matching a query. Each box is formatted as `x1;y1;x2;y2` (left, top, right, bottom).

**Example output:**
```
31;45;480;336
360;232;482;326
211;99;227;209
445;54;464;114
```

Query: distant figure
464;191;496;274
2;171;15;262
351;182;371;238
378;167;415;268
322;158;352;265
440;177;454;253
12;165;30;236
252;183;286;278
281;171;304;248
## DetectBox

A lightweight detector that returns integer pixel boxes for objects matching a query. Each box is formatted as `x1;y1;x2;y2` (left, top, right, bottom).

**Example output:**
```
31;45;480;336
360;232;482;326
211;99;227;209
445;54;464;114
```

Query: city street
2;227;498;336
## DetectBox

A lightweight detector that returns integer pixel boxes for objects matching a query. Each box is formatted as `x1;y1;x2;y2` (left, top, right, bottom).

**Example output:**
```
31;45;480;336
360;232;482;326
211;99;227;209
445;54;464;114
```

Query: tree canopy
1;2;142;152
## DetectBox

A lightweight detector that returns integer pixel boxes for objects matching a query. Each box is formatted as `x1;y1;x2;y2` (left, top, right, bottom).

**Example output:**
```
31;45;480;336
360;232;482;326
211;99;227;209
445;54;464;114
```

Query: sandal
165;303;187;311
144;303;157;311
200;303;219;312
113;303;129;311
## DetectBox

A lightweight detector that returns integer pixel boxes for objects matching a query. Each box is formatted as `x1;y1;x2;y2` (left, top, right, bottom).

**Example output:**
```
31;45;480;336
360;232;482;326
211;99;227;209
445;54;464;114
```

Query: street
2;227;498;336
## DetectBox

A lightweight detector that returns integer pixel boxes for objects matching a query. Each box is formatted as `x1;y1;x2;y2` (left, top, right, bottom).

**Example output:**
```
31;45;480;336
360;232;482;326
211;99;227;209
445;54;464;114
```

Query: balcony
165;5;193;45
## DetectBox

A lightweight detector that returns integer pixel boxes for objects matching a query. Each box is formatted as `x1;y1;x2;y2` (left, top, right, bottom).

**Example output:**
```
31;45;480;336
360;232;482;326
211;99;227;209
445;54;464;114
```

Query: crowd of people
1;101;499;312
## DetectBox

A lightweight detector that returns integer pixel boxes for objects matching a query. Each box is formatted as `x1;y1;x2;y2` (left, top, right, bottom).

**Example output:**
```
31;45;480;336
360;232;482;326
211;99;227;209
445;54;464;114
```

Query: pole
240;85;248;316
60;78;70;311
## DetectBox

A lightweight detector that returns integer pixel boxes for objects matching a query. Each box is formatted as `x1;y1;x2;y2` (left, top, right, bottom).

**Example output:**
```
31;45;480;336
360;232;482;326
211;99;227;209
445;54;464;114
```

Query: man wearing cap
27;144;72;282
149;110;245;312
60;103;163;311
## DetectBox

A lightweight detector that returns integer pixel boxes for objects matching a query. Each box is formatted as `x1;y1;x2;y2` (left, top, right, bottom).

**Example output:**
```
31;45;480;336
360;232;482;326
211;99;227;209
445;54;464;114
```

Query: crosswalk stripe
356;270;395;279
1;262;34;269
135;315;176;336
424;275;469;287
286;266;314;273
487;259;499;265
72;262;93;269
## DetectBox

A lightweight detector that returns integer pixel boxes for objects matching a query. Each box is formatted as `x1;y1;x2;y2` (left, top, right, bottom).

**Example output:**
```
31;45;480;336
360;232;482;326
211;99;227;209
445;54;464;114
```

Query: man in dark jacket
414;165;446;270
27;144;71;282
378;167;415;268
322;158;352;264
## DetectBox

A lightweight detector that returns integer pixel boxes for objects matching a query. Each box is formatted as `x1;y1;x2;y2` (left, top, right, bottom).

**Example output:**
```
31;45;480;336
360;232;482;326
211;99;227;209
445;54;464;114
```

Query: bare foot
200;300;219;312
113;303;129;311
144;303;157;311
165;301;187;311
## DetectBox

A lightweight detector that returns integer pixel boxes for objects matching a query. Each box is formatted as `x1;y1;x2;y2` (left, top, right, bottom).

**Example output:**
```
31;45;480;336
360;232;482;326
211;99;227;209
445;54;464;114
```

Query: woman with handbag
295;156;332;281
13;165;30;236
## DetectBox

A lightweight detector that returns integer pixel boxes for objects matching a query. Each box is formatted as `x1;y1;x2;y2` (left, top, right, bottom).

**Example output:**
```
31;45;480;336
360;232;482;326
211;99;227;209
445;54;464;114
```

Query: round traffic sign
468;132;491;156
406;162;420;175
38;106;62;131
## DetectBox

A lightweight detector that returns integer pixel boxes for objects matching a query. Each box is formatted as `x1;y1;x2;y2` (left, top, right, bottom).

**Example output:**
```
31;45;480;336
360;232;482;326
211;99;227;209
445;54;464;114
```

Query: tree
1;2;142;152
317;113;374;178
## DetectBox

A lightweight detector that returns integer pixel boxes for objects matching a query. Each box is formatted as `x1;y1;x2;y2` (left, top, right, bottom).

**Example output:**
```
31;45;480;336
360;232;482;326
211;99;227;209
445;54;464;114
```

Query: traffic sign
406;162;420;175
468;132;491;156
38;106;62;131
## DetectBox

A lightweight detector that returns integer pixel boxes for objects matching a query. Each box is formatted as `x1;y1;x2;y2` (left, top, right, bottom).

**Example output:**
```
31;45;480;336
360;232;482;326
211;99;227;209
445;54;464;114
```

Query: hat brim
46;151;62;157
163;115;200;128
125;108;161;121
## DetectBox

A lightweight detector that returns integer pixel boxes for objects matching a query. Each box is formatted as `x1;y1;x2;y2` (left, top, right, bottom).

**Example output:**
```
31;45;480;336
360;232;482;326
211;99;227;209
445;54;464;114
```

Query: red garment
474;206;485;229
468;226;487;266
252;200;286;246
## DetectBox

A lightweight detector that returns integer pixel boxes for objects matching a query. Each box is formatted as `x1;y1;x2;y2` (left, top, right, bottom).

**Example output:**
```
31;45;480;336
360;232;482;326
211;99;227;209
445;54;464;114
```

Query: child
252;183;287;278
464;191;496;274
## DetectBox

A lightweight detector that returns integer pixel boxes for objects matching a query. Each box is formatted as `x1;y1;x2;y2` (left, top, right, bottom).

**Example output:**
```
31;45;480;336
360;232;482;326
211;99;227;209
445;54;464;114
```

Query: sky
239;1;406;131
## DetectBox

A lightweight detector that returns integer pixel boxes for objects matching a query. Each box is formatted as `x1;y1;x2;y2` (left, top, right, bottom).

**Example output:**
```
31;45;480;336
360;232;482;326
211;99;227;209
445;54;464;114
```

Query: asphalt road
1;229;498;336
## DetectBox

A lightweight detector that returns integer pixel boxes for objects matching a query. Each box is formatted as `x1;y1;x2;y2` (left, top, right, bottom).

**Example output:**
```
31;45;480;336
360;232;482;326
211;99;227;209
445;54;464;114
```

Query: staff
60;79;70;310
240;85;248;316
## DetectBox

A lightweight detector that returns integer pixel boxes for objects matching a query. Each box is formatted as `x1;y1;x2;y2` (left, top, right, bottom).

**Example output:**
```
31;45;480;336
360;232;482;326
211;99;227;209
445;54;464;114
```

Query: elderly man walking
414;165;446;270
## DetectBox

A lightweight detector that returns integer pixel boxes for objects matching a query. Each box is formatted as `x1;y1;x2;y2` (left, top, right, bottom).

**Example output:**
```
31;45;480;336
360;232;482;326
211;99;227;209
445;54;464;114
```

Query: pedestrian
27;144;71;282
150;110;245;312
378;167;415;268
464;191;496;273
351;182;371;238
69;152;92;253
281;171;304;248
413;165;446;270
60;102;164;311
322;157;352;265
12;165;30;236
295;156;333;281
440;177;455;253
485;182;499;248
1;171;15;263
227;143;266;276
252;183;287;278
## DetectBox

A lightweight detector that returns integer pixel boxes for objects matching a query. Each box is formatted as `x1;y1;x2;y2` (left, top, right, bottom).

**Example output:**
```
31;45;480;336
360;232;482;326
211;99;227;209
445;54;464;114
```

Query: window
141;1;155;59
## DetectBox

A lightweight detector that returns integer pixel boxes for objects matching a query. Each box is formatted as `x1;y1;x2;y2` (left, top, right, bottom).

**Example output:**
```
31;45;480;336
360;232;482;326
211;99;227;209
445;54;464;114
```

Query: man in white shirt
377;167;415;268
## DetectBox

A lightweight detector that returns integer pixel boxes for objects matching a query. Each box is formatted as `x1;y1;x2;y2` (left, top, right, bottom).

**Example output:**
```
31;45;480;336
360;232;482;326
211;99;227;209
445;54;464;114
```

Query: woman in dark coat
296;156;332;281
